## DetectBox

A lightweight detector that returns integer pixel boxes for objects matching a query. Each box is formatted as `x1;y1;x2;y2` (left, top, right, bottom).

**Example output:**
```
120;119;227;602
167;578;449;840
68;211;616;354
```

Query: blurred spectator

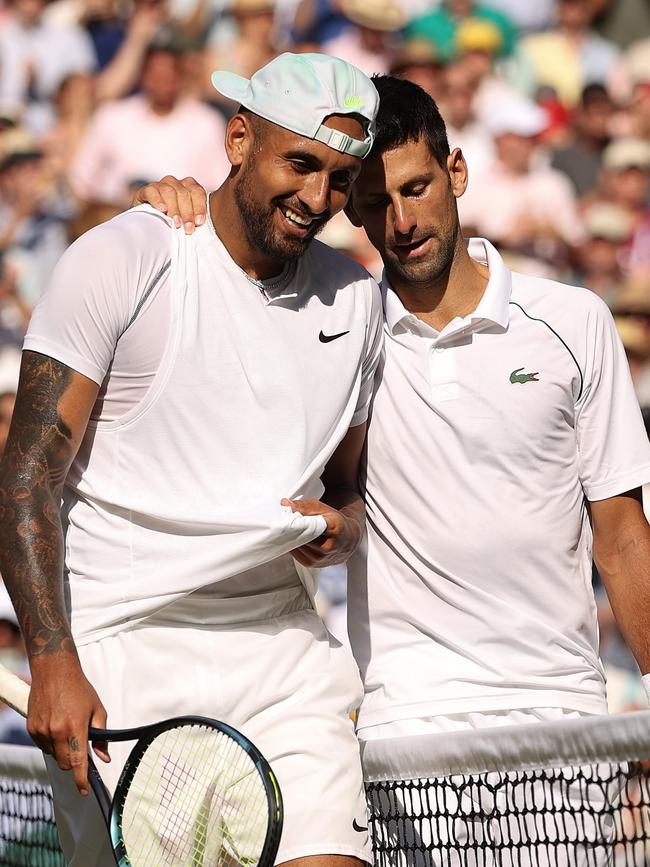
594;0;650;52
404;0;518;62
449;18;532;121
389;38;446;103
70;45;230;206
551;83;613;196
459;98;586;262
439;59;495;177
41;74;96;180
290;0;349;47
0;345;20;453
322;0;405;76
0;0;97;133
0;139;70;306
592;137;650;277
612;279;650;407
480;0;555;35
0;255;31;338
206;0;278;93
520;0;621;108
629;81;650;144
0;583;30;746
573;202;632;302
608;35;650;107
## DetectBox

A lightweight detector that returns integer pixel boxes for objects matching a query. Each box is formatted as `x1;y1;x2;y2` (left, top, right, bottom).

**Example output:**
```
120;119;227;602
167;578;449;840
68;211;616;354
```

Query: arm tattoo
0;352;78;659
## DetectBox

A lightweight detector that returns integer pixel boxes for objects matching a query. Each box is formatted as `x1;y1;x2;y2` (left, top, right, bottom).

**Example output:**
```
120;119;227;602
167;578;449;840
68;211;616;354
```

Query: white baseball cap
488;99;548;139
211;53;379;158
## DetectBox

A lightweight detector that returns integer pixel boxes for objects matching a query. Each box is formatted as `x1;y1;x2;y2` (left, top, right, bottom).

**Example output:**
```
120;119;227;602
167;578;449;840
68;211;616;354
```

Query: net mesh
366;762;650;866
363;711;650;867
0;746;64;867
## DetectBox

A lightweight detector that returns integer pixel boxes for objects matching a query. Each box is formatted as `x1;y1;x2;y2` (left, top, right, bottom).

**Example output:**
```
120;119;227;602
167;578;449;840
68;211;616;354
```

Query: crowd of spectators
1;0;650;738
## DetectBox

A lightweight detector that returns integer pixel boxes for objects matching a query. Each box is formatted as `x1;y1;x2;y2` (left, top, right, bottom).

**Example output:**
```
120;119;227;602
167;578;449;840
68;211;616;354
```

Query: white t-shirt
349;238;650;730
25;207;383;643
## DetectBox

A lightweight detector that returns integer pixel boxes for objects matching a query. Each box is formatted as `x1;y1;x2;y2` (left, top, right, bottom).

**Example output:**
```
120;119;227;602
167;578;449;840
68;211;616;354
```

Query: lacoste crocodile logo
510;367;540;384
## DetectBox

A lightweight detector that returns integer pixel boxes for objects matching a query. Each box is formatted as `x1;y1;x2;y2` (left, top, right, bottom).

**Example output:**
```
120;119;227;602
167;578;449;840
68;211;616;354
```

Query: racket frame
89;715;283;867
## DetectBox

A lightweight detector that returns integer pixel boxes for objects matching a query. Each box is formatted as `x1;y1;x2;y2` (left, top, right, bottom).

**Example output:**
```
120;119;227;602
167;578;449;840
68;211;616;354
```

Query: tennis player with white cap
0;53;383;866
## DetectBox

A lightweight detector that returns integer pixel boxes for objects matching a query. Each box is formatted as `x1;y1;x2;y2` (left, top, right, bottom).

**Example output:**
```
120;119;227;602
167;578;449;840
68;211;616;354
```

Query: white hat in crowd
487;99;548;139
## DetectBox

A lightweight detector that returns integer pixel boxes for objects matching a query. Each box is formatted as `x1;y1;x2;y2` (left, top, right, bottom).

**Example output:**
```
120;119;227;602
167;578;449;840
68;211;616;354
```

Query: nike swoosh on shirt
319;330;350;343
352;819;368;833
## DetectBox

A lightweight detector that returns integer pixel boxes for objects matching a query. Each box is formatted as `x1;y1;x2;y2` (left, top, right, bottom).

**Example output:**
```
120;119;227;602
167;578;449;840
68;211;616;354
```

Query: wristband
643;673;650;705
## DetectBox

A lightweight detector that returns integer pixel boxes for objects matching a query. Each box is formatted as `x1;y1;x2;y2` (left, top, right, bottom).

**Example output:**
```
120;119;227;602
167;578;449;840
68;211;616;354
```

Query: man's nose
298;174;330;216
393;199;416;236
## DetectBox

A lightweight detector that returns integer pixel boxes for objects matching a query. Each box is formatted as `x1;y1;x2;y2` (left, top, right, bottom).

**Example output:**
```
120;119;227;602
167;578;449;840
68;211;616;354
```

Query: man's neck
387;239;489;332
210;185;287;281
148;103;176;117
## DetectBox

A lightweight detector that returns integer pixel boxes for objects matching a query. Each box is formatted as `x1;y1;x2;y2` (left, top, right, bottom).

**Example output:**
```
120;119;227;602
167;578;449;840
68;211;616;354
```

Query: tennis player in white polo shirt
0;54;384;866
346;75;650;742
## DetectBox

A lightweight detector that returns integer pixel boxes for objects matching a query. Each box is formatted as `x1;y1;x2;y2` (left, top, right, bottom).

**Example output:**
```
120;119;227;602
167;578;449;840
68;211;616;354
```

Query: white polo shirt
349;238;650;729
24;207;383;643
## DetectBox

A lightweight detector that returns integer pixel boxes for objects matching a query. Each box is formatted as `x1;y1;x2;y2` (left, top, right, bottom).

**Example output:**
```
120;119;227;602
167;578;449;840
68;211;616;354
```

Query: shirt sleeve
576;295;650;501
351;277;384;427
23;209;172;386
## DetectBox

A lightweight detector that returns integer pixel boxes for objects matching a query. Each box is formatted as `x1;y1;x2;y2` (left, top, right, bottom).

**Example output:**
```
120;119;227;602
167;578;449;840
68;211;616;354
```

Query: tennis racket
0;663;283;867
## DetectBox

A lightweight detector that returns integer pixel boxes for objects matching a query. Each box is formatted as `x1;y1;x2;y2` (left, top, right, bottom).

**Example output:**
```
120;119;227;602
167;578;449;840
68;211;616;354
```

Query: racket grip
0;662;30;717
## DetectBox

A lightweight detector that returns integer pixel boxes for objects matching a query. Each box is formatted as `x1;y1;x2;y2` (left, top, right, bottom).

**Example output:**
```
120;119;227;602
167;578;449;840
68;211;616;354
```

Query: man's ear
345;194;363;227
225;114;254;168
447;147;469;199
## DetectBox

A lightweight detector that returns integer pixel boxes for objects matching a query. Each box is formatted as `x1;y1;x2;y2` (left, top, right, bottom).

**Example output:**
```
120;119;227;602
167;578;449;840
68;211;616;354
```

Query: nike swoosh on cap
319;330;350;343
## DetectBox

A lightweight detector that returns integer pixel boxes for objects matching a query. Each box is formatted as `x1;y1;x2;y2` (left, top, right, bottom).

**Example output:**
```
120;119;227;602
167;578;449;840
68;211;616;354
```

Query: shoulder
510;273;613;339
299;240;380;313
306;239;374;285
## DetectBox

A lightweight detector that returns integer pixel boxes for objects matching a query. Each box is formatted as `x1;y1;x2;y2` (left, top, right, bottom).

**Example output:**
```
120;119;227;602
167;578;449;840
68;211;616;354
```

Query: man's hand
28;654;109;796
131;175;208;234
281;498;363;567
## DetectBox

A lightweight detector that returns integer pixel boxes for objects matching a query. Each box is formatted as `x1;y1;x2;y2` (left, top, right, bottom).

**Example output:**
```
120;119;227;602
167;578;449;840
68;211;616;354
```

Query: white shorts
360;709;621;867
46;587;371;865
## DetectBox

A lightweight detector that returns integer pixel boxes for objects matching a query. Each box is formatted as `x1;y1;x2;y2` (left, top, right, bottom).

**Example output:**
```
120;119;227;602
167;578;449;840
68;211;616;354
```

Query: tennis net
0;743;64;866
362;709;650;866
3;712;650;866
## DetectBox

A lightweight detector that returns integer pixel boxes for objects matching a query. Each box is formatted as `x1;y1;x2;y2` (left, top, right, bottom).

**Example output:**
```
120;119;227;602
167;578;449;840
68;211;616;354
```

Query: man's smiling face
233;114;364;263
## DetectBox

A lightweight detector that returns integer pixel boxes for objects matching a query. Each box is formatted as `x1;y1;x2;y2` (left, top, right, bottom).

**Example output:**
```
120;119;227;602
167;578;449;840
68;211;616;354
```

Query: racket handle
0;662;29;717
87;758;112;828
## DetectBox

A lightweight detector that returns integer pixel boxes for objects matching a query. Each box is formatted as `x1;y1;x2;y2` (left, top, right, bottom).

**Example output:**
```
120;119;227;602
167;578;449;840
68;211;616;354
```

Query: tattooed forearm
0;351;80;659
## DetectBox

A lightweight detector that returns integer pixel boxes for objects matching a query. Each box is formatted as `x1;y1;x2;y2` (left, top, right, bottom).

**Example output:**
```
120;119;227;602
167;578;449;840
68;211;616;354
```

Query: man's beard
234;161;321;263
386;220;459;288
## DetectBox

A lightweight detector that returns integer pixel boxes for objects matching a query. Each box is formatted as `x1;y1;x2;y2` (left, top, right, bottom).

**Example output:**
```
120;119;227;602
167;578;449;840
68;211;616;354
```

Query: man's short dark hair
370;75;450;169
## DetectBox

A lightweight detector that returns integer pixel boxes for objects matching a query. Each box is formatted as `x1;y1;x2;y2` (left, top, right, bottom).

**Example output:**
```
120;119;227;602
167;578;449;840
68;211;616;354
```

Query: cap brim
210;70;250;103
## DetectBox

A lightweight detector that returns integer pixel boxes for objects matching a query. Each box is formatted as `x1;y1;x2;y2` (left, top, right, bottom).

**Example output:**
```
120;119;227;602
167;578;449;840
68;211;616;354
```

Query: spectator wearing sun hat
389;37;447;103
322;0;405;76
403;0;517;63
459;97;586;261
572;202;633;303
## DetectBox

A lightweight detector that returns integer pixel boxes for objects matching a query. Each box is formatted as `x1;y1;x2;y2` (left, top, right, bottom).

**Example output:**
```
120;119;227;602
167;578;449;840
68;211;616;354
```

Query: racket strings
119;725;270;866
